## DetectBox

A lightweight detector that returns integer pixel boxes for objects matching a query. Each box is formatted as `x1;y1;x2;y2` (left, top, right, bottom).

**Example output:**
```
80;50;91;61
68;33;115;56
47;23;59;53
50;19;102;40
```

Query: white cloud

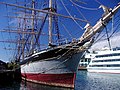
90;32;120;51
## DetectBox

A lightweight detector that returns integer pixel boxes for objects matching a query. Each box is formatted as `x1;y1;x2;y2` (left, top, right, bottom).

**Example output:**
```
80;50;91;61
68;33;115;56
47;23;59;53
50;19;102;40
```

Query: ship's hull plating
21;48;83;88
21;73;76;88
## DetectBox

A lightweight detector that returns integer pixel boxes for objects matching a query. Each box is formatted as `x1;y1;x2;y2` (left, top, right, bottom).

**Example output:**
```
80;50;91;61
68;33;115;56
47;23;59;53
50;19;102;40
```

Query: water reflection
1;71;120;90
0;80;73;90
87;72;120;90
20;80;73;90
75;71;120;90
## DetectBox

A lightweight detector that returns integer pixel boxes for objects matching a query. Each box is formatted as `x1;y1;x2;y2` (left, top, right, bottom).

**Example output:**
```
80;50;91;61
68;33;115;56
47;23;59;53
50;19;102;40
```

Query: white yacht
87;47;120;74
78;51;95;70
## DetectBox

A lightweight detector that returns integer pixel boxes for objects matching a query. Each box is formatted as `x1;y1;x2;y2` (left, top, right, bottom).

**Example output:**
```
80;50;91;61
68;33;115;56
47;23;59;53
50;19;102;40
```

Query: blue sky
0;0;120;62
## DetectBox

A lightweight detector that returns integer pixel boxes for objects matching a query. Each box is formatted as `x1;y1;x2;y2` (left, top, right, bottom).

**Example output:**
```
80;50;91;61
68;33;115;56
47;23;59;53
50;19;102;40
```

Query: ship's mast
48;0;53;45
21;3;27;61
31;0;35;51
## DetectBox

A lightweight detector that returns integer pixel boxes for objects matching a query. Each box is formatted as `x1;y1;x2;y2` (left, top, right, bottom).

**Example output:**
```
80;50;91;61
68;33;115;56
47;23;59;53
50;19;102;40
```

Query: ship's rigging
0;0;86;61
0;0;120;62
90;14;120;51
0;0;120;88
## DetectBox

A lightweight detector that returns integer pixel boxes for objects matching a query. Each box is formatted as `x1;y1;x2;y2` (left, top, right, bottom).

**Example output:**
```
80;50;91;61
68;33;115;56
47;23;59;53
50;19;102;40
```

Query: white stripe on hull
87;69;120;74
21;51;83;74
87;67;120;74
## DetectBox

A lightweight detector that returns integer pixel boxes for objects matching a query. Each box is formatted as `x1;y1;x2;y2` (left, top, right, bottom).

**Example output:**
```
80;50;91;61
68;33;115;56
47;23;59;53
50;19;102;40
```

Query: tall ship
87;47;120;74
0;0;120;88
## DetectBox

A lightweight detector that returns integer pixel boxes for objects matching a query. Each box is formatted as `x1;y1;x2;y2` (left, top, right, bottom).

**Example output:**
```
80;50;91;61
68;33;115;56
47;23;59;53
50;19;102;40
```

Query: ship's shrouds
0;0;120;89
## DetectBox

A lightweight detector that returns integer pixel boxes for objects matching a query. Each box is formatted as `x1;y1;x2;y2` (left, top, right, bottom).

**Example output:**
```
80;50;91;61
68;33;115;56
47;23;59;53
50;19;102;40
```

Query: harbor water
0;70;120;90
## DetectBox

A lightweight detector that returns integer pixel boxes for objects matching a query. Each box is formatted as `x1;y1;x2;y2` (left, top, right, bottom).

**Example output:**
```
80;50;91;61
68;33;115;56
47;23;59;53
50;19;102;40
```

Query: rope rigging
0;0;120;63
95;0;103;5
59;19;73;40
70;0;99;10
105;26;112;50
92;13;120;49
60;0;84;30
72;2;88;21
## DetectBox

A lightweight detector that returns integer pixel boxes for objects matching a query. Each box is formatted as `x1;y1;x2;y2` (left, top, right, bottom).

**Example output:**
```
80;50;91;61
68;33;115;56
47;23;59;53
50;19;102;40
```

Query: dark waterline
0;71;120;90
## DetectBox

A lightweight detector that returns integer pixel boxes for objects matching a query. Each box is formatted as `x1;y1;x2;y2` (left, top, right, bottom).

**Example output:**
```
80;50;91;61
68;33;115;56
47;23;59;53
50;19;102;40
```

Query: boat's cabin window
95;53;120;58
92;59;120;62
89;64;120;67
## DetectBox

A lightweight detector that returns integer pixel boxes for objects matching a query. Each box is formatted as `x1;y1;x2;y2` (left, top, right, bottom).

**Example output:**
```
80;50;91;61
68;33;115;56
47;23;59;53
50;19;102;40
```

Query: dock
0;69;21;84
78;66;87;70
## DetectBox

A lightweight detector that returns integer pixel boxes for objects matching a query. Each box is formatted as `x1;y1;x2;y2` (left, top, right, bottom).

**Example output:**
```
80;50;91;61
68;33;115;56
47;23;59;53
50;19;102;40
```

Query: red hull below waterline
21;73;76;88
